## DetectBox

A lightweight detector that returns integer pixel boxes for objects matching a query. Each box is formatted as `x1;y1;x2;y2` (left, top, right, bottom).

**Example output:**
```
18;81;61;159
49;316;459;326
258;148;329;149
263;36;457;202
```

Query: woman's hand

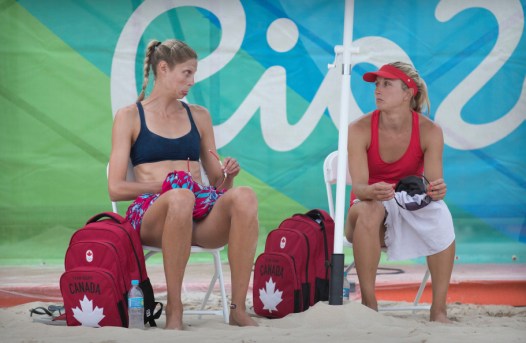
222;157;240;178
427;178;447;200
370;182;395;201
206;150;239;189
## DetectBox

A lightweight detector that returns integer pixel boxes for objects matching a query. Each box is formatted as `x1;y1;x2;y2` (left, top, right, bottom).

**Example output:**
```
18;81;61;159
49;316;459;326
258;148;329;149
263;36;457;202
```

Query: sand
2;297;525;343
2;264;525;342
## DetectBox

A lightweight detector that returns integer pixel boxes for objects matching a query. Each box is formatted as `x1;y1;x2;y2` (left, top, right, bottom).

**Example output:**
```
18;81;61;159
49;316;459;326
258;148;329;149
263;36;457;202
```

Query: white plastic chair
108;161;229;323
323;150;431;312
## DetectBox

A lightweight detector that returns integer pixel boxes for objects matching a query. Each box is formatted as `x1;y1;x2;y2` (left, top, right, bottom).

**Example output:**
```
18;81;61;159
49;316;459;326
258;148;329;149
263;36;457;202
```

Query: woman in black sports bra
108;39;259;329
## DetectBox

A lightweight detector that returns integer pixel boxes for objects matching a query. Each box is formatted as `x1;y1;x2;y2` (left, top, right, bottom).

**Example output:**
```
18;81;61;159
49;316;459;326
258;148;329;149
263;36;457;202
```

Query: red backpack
253;209;334;318
59;212;162;327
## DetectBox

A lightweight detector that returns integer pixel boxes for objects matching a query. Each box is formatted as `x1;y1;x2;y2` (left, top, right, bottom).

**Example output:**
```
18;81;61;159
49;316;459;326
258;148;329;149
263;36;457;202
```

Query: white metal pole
329;0;356;305
334;0;354;254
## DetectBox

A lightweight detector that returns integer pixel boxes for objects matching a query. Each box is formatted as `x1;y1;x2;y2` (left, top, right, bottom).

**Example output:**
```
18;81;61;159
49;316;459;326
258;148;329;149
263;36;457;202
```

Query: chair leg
145;247;229;321
345;254;431;312
411;267;431;313
199;271;218;312
344;261;355;275
213;250;230;324
144;250;158;261
197;250;229;323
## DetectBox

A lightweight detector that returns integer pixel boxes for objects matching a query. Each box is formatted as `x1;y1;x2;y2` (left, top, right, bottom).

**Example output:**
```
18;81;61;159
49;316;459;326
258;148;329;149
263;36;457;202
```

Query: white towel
383;192;455;261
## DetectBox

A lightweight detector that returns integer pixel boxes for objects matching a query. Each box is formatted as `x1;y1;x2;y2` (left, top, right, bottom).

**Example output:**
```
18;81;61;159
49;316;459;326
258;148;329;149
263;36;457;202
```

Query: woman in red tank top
346;62;455;323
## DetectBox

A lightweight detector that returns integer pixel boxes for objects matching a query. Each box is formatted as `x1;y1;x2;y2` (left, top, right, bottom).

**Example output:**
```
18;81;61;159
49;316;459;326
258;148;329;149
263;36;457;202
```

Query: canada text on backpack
253;209;334;318
59;212;162;327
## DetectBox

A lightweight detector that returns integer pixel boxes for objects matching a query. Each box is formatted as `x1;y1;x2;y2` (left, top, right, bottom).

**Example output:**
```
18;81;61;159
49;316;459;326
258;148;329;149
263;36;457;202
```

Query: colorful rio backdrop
1;0;525;264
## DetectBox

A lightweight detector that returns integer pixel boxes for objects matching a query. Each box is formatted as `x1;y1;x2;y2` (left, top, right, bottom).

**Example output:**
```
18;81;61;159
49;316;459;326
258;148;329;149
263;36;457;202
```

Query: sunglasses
208;149;227;189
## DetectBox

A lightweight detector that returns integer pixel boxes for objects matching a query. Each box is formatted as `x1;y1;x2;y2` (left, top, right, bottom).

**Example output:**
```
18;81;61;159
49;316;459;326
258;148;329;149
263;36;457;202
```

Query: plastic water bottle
128;280;144;329
350;280;361;301
342;271;350;302
349;281;358;300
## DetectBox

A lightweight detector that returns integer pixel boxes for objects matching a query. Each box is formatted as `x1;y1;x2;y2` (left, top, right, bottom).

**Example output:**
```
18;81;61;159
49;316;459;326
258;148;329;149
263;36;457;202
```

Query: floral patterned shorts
126;170;225;232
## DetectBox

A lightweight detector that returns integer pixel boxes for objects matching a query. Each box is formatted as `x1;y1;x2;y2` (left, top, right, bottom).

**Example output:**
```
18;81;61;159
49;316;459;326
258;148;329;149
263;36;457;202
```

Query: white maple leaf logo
258;277;283;312
72;295;105;327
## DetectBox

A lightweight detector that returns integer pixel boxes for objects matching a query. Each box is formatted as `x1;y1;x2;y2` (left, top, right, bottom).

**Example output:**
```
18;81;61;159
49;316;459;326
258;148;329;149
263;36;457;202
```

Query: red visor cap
363;64;418;96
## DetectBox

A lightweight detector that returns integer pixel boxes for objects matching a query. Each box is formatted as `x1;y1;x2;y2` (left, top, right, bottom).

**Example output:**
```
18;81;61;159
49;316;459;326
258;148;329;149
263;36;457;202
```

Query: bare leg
193;187;259;326
225;189;259;326
346;201;386;311
141;189;195;330
427;241;455;323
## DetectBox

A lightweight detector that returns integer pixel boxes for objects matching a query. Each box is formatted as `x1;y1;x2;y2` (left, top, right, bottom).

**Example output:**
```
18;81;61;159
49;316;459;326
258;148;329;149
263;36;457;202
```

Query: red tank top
350;110;424;205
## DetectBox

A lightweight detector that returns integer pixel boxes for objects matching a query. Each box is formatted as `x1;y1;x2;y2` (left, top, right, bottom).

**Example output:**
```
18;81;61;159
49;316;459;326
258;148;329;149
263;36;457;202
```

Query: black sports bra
130;102;201;166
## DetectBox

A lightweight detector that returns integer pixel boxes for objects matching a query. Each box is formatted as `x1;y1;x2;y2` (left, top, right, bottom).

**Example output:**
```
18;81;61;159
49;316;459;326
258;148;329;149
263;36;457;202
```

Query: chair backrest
323;150;352;219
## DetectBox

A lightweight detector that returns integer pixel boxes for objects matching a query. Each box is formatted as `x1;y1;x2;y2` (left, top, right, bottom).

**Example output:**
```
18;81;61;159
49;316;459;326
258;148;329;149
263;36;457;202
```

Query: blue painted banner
1;0;525;263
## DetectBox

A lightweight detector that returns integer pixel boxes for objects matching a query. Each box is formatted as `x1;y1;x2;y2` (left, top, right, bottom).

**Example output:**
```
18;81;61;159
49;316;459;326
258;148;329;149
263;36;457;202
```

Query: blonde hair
389;61;430;115
137;39;198;102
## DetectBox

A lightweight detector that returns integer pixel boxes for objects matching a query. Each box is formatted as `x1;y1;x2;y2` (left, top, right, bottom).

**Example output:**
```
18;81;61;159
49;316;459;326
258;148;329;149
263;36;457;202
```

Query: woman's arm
192;105;237;189
421;117;447;200
107;106;162;201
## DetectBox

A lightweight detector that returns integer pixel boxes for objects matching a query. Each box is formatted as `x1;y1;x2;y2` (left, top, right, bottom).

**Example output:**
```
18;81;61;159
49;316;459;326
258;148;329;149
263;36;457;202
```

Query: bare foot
229;304;258;327
430;308;452;324
164;305;184;330
361;297;378;312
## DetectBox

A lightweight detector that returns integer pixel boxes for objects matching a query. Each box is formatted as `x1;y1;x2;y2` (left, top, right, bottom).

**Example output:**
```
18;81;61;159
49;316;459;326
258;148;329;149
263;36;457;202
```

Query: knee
228;187;259;234
163;188;195;215
229;186;258;214
354;201;385;232
344;213;353;244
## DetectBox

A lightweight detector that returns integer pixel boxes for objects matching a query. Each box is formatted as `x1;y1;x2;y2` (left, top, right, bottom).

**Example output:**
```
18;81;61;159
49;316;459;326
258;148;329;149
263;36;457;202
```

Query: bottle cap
132;280;139;286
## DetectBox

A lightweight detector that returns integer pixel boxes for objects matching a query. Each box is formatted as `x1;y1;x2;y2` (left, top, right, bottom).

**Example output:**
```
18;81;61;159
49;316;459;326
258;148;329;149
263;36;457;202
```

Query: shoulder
418;113;444;147
348;112;373;149
114;103;139;123
185;103;211;121
184;103;212;135
185;102;209;116
111;104;139;144
349;112;373;136
113;104;140;134
418;113;443;137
